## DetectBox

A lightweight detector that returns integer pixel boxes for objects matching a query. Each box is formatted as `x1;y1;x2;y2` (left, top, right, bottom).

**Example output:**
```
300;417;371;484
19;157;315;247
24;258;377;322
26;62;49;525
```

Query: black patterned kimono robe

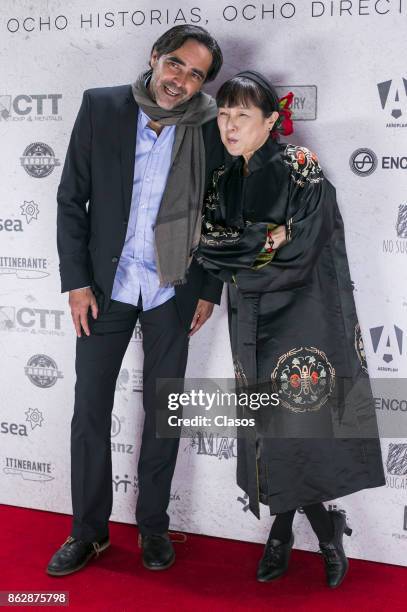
196;138;385;518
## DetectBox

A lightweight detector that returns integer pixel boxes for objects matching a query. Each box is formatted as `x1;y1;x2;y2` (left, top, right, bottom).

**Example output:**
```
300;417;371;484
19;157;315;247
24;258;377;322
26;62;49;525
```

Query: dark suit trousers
70;297;189;542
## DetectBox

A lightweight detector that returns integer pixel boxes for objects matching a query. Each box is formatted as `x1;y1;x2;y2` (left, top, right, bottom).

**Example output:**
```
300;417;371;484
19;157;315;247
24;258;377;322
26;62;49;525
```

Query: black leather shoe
319;510;352;588
46;535;110;576
141;533;175;571
256;532;294;582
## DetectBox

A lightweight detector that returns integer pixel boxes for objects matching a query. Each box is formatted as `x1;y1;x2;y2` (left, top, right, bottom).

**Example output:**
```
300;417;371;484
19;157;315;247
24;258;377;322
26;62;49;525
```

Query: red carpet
0;504;405;611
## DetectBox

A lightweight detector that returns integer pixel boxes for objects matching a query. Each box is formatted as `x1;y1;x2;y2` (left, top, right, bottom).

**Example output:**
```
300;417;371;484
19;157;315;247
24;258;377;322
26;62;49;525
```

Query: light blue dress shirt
111;108;176;310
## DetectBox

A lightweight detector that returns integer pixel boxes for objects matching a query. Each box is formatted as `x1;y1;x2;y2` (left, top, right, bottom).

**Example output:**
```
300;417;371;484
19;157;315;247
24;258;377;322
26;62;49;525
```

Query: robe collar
246;136;281;174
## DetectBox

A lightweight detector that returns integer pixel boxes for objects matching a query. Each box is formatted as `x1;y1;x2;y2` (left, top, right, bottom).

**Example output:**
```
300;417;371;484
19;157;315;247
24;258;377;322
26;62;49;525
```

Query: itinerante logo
0;256;49;279
0;94;62;121
3;456;54;481
20;142;60;178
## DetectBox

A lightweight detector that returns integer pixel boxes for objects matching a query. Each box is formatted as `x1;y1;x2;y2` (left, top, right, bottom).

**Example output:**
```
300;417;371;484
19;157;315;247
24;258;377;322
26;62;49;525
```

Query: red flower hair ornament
271;91;294;138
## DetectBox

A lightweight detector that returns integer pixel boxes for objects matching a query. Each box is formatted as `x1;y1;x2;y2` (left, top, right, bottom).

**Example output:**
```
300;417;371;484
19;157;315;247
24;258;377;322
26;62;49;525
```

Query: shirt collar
138;107;151;131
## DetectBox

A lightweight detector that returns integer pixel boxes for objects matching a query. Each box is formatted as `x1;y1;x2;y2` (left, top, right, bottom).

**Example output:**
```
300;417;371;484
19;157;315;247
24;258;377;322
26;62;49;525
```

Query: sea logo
24;354;63;388
377;78;407;121
369;325;403;367
349;148;378;177
20;200;39;224
20;142;60;178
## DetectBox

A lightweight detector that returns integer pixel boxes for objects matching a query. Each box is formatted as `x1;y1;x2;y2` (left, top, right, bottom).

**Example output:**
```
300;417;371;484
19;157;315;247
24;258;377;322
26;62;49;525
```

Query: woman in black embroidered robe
196;71;385;588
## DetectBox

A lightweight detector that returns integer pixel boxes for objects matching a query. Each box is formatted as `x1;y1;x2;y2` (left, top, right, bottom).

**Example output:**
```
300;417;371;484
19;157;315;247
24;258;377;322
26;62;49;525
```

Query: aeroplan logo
369;325;403;364
377;78;407;120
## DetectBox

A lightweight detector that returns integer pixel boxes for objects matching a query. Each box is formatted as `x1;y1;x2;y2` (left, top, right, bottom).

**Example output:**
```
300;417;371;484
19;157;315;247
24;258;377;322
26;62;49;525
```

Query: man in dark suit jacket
47;25;223;576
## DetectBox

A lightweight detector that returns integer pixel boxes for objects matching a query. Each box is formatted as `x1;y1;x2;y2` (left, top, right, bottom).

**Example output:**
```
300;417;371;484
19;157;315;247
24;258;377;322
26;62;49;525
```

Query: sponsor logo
377;78;407;126
115;369;130;393
24;354;63;388
275;85;317;121
114;368;142;394
0;94;62;121
3;456;54;481
130;322;143;343
110;414;134;454
0;306;64;336
386;444;407;494
186;432;237;460
350;148;407;176
0;217;23;232
20;201;39;224
237;492;250;512
386;443;407;476
25;408;44;430
111;413;122;438
382;203;407;255
271;346;335;412
396;203;407;238
20;142;60;178
369;325;403;372
349;148;378;177
374;397;407;412
1;422;28;436
112;474;138;494
0;256;49;279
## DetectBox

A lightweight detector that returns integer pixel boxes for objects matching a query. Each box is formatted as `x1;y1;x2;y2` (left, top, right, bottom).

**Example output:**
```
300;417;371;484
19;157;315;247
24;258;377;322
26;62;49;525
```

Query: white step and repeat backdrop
1;0;406;566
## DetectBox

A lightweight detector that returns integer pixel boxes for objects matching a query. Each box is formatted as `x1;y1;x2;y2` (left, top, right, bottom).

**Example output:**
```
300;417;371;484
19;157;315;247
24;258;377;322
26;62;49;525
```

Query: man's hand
189;299;215;337
269;225;287;250
69;287;98;337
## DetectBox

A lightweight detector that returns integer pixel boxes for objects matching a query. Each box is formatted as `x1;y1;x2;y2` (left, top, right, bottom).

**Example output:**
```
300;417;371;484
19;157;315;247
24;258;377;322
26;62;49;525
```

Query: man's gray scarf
132;70;217;286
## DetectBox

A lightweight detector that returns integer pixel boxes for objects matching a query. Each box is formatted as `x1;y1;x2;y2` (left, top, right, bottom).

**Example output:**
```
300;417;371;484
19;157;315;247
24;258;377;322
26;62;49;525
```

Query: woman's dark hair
216;76;279;118
151;25;223;83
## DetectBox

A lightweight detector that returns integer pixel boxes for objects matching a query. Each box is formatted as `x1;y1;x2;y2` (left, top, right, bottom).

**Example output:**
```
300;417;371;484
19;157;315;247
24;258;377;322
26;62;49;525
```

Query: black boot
46;535;110;576
319;510;352;588
257;533;294;582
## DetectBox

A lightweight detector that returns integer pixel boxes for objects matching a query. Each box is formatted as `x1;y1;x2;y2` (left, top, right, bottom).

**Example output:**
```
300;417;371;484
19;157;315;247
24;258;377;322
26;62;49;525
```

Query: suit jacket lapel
119;90;139;220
